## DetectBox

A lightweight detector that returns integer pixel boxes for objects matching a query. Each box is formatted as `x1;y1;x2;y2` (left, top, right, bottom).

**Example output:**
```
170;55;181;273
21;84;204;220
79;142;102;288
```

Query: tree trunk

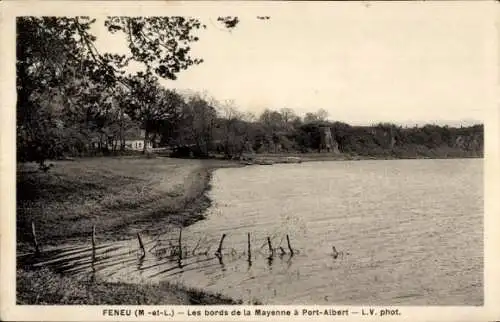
119;116;125;151
151;133;157;149
143;128;149;154
98;134;103;152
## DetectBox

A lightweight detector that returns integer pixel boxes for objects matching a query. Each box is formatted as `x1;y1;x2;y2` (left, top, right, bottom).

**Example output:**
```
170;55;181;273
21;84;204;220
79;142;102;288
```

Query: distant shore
242;151;482;165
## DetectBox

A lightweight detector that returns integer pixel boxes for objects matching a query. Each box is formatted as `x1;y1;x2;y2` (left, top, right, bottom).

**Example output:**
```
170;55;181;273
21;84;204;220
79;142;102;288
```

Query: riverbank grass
17;156;241;305
17;156;238;250
17;267;240;305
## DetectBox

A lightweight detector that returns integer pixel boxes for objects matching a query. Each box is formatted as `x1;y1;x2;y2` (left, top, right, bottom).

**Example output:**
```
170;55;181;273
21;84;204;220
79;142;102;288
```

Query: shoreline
16;267;243;305
16;154;481;305
240;152;482;165
16;158;243;250
16;157;247;305
17;154;482;249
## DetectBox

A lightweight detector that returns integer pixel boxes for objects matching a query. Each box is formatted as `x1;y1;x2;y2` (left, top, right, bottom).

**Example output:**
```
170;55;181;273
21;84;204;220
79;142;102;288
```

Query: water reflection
266;256;274;270
137;255;145;270
215;253;226;271
28;230;306;295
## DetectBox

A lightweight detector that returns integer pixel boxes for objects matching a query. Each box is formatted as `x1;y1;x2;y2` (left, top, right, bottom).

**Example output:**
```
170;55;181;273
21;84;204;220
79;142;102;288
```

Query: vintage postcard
1;1;499;321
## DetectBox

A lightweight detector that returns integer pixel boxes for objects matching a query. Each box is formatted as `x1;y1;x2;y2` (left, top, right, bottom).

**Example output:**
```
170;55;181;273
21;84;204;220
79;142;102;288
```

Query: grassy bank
17;156;240;251
17;268;241;305
17;156;243;305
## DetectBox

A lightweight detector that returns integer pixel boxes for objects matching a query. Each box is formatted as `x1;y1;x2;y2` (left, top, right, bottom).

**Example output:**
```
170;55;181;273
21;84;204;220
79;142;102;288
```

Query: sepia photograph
1;1;500;321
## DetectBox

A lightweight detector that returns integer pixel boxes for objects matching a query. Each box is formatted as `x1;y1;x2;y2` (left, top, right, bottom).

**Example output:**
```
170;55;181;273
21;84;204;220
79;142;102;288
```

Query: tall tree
124;73;184;153
303;112;318;124
315;108;329;121
216;101;251;159
175;93;217;157
304;109;329;124
17;16;209;164
279;107;300;130
16;17;114;165
259;109;283;130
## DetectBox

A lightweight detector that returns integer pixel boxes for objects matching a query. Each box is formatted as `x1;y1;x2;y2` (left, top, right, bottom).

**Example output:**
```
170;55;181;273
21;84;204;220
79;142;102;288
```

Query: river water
30;159;483;305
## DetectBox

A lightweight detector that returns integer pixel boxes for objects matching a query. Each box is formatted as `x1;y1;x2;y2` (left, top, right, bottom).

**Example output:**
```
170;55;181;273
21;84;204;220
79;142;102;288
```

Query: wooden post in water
90;227;96;283
91;225;96;263
267;237;274;257
215;233;226;256
247;233;252;264
137;233;145;258
286;234;294;256
178;227;183;261
31;221;40;255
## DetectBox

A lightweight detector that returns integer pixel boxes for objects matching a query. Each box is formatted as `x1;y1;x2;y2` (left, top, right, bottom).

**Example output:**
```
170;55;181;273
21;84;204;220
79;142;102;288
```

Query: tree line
17;16;483;169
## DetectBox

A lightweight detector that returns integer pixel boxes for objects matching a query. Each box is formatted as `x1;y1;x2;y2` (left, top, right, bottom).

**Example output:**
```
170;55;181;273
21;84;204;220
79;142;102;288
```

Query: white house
89;129;153;151
123;130;153;151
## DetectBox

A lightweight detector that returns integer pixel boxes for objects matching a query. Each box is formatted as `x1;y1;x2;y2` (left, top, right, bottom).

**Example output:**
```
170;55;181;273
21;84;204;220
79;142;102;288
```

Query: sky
92;2;495;126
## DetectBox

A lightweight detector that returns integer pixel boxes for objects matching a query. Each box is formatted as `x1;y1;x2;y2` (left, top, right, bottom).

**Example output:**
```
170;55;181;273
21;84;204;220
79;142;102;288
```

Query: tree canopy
17;16;242;165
